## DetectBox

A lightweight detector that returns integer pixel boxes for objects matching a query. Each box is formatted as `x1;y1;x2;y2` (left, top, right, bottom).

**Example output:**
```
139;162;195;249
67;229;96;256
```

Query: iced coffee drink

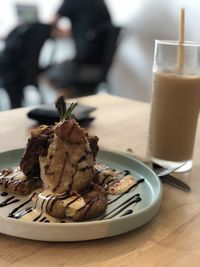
148;40;200;171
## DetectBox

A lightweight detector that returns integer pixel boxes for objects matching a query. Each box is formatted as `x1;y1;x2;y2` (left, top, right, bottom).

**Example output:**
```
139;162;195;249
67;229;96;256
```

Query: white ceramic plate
0;149;162;242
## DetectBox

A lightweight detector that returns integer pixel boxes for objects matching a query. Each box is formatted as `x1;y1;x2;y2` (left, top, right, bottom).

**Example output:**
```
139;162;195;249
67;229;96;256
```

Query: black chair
46;25;121;97
0;22;52;108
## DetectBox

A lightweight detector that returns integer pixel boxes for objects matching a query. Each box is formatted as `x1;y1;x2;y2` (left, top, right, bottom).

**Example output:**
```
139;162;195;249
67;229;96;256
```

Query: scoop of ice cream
40;118;95;193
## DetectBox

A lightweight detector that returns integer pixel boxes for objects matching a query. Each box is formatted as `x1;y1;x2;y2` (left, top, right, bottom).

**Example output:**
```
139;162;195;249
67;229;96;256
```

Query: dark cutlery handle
160;174;191;192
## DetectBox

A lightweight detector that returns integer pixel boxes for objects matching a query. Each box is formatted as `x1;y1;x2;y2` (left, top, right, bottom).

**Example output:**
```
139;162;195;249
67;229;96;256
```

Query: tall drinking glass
148;40;200;172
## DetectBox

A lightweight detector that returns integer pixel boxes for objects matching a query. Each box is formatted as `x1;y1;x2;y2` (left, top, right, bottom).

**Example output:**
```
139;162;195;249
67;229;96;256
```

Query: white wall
109;0;200;102
0;0;62;37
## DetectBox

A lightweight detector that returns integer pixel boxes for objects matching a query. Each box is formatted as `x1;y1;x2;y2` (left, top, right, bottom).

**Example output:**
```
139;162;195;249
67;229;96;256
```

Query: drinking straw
177;8;185;71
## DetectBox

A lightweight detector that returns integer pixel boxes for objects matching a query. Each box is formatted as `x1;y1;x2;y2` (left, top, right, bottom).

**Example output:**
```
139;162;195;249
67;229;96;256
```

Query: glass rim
155;40;200;47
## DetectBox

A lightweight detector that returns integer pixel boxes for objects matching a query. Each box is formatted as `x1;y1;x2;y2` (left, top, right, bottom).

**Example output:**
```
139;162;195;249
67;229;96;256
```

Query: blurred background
0;0;200;110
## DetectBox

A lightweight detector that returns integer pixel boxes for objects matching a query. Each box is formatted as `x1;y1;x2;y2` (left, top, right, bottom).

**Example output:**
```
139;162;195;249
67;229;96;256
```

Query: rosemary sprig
55;96;77;121
64;102;78;120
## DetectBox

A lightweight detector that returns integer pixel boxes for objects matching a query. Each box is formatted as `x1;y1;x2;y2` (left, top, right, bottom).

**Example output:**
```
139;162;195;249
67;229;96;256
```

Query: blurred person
53;0;112;63
0;22;52;108
44;0;113;97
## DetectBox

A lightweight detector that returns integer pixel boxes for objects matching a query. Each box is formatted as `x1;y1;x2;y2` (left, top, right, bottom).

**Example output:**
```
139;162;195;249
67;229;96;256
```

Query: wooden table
0;94;200;267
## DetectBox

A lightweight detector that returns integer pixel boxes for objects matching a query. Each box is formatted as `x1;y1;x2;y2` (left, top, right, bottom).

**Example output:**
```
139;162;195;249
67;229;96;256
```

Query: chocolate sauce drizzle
100;193;141;220
0;196;20;207
121;209;133;216
1;192;8;196
14;207;33;219
98;178;144;220
8;198;32;218
0;166;145;222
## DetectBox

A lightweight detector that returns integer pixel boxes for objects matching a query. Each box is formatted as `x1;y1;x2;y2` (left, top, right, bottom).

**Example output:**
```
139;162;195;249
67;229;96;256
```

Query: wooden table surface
0;94;200;267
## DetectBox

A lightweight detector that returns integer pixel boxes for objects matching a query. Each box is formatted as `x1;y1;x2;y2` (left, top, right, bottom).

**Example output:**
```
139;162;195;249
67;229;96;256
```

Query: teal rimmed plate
0;149;162;241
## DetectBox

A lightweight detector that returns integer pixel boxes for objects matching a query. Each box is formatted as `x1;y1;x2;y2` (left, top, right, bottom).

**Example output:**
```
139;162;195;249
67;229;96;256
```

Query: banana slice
107;175;137;195
31;189;86;219
0;167;42;195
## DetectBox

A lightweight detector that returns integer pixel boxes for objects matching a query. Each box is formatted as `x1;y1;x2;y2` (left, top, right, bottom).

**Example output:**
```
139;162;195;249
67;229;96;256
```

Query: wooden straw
177;8;185;71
